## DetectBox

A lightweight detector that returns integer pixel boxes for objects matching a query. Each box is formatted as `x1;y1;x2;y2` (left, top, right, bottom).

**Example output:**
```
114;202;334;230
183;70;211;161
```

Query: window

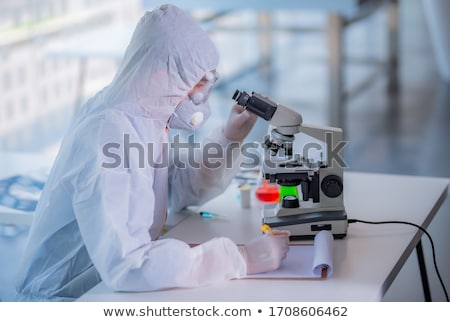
2;71;11;91
21;96;29;113
5;101;15;120
17;66;26;85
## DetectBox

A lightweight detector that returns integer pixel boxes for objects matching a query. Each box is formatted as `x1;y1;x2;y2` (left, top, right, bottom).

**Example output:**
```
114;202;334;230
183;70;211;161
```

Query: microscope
233;90;348;240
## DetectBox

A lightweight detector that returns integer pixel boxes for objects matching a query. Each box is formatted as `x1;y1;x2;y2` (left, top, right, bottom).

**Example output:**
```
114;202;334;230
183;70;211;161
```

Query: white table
78;171;449;302
0;153;54;226
45;0;398;127
142;0;399;128
143;0;379;16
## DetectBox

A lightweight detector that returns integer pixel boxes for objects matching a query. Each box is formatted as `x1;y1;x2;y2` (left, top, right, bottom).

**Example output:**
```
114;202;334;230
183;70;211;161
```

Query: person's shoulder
74;108;134;137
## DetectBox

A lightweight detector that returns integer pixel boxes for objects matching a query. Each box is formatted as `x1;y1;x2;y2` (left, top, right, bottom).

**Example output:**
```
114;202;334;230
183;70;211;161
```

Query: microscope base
263;210;348;240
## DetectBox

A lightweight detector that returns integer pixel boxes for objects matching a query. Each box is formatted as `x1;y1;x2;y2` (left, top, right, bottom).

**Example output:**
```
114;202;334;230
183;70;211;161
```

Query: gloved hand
238;230;290;275
223;104;258;142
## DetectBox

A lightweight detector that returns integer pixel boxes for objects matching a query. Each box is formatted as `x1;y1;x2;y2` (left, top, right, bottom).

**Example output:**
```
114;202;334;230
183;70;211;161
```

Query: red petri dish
255;180;280;203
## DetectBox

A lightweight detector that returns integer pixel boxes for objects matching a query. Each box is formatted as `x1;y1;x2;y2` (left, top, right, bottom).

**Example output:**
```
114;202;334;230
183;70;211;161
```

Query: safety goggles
189;70;219;105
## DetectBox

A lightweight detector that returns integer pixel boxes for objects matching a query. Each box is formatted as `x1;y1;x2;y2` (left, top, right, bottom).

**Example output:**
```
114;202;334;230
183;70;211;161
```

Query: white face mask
168;70;218;131
168;98;211;131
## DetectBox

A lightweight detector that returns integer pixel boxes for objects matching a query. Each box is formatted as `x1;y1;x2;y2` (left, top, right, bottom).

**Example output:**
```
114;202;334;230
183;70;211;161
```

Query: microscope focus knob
282;195;300;208
321;175;343;198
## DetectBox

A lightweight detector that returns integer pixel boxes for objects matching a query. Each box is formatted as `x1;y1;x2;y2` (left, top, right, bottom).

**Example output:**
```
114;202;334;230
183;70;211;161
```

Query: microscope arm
232;90;302;135
269;104;302;136
299;124;343;168
232;90;344;166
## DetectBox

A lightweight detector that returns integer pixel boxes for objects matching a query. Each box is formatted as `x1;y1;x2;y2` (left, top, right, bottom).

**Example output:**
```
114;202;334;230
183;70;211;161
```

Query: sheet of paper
245;230;334;279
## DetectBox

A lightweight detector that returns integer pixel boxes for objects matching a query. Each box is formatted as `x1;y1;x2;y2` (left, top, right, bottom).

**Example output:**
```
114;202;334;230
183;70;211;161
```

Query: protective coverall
15;5;249;301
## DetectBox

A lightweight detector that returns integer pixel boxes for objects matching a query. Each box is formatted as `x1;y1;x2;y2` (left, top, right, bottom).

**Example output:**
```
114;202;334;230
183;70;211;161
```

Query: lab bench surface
78;171;449;302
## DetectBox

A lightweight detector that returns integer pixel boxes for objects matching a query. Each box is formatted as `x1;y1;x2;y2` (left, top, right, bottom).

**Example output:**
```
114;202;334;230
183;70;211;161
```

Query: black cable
348;218;449;302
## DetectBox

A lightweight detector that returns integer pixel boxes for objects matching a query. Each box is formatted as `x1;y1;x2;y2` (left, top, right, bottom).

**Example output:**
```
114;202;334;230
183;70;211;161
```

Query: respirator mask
168;71;219;131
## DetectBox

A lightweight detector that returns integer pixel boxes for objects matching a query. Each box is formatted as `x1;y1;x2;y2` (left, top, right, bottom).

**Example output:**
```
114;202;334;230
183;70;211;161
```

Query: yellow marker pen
260;224;273;235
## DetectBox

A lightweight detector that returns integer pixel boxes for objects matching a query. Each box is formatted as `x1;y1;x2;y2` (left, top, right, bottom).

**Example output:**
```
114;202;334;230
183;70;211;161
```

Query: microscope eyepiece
232;89;241;100
232;89;277;121
232;90;251;107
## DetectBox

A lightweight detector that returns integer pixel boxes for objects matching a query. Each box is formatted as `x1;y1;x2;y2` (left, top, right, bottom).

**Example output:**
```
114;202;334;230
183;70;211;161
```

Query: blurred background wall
0;0;448;301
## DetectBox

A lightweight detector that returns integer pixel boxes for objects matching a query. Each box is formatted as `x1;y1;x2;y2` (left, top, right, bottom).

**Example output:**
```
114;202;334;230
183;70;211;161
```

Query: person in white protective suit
15;4;289;301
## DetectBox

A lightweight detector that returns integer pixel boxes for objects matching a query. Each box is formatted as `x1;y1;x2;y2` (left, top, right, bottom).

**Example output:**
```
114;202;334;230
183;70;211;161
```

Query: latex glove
223;104;258;142
238;230;290;275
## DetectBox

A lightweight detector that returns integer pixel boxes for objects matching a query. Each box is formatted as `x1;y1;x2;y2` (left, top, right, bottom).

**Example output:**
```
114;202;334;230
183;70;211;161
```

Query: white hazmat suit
15;4;288;301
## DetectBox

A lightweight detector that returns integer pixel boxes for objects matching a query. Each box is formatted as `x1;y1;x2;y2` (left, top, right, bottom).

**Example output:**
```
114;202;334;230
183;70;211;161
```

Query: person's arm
72;117;246;292
169;127;240;212
74;175;246;291
169;104;257;212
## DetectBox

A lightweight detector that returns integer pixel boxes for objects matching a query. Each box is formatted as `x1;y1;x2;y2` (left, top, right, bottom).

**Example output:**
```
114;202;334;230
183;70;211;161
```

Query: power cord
348;218;449;302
